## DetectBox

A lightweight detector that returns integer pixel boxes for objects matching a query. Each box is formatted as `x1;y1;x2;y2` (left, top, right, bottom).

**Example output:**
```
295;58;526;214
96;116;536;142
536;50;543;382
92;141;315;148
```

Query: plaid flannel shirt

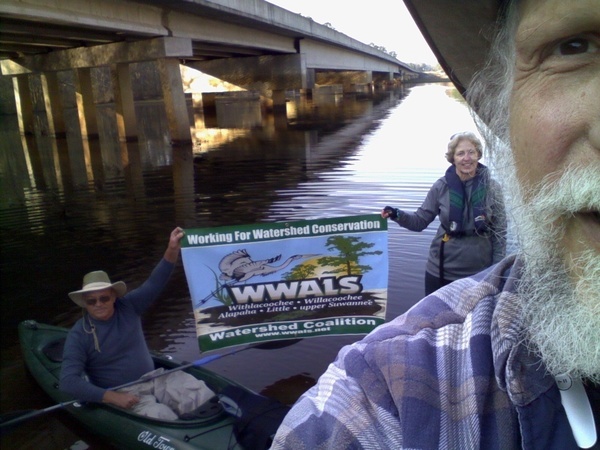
271;255;582;449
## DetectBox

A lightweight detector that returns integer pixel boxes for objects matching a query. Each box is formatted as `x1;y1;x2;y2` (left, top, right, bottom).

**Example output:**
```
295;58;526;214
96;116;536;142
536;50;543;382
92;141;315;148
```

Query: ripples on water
1;83;486;447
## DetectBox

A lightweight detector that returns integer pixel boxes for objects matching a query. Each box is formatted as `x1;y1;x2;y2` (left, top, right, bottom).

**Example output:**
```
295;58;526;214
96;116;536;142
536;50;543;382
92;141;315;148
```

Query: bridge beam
187;53;309;99
0;37;193;75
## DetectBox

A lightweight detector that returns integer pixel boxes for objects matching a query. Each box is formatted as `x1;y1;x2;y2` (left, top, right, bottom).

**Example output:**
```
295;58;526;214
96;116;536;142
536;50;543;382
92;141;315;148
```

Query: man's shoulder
362;257;517;351
67;317;85;334
273;258;522;449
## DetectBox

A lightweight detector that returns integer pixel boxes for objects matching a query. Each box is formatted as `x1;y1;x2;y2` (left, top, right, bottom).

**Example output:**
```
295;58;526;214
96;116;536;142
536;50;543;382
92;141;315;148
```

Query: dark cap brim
402;0;503;94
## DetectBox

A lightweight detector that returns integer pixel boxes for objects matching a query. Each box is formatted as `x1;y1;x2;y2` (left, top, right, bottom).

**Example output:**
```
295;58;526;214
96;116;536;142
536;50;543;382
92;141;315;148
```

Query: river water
1;82;487;448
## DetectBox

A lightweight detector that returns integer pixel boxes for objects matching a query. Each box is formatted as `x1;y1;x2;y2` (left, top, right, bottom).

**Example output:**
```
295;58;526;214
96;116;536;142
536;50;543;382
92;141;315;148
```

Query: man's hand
381;206;398;220
164;227;185;263
103;390;140;410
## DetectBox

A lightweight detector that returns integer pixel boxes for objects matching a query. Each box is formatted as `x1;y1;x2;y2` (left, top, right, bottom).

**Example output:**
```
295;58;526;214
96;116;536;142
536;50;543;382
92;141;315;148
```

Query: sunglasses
84;295;112;306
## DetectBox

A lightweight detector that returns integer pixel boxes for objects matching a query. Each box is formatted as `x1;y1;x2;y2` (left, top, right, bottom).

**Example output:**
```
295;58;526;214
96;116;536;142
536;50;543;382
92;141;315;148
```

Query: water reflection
1;83;482;448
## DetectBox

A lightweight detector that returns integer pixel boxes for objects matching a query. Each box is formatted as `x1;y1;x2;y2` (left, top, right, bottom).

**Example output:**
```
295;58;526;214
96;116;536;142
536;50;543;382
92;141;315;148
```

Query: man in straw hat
272;0;599;448
60;227;214;420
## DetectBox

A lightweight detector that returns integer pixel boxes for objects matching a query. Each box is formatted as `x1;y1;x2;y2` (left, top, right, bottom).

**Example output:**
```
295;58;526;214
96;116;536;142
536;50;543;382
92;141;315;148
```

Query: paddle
0;344;255;432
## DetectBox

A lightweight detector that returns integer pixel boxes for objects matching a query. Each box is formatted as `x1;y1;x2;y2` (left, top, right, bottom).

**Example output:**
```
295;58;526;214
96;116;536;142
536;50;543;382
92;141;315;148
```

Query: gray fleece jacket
391;172;506;281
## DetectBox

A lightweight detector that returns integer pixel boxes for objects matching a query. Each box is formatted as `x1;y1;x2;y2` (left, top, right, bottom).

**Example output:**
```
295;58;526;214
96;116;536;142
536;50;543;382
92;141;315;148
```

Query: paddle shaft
0;345;248;431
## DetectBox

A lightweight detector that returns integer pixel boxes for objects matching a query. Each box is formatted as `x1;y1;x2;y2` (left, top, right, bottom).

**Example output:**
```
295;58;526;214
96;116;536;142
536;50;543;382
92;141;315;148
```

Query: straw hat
402;0;505;94
68;270;127;308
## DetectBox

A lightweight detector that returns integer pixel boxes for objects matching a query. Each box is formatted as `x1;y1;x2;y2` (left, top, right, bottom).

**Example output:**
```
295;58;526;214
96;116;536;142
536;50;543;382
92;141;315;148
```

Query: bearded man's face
505;0;600;381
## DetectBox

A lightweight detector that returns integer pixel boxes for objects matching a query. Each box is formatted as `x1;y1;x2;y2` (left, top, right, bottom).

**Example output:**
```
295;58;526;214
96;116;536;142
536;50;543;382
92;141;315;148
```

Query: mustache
528;164;600;215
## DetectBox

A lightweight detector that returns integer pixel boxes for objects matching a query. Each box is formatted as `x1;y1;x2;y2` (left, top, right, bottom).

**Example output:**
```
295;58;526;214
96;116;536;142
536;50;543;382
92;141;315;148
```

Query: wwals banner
181;214;388;352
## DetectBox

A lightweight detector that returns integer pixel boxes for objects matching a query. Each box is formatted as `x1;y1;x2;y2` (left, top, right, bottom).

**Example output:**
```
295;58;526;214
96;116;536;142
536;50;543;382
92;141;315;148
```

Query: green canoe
15;320;290;449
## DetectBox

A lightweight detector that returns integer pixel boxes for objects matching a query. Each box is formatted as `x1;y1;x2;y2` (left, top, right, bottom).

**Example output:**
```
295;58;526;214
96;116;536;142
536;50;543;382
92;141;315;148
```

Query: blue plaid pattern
271;255;581;449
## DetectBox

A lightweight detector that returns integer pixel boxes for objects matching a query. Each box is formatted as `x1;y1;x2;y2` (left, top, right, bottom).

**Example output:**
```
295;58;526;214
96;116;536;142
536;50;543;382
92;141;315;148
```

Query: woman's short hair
445;131;483;163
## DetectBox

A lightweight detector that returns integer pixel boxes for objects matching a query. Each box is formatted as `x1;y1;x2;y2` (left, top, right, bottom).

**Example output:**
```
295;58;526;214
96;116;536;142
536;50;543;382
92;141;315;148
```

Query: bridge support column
172;142;195;226
362;71;374;95
0;75;16;116
74;68;98;139
40;72;65;137
13;76;35;135
304;68;316;98
112;63;138;143
373;72;394;90
272;89;286;111
30;74;49;132
157;58;192;146
315;70;373;94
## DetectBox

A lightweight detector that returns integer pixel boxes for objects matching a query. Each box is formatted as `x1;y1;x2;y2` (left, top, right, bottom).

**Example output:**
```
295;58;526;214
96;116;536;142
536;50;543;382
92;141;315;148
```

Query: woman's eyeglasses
84;295;112;306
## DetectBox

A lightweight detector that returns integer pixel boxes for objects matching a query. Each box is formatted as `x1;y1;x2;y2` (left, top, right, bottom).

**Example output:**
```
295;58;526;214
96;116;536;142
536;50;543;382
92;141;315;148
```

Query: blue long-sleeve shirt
60;258;174;403
271;255;597;449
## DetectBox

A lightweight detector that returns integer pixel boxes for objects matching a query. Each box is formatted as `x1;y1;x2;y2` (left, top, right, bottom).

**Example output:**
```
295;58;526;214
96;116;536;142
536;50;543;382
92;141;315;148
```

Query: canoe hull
18;320;285;450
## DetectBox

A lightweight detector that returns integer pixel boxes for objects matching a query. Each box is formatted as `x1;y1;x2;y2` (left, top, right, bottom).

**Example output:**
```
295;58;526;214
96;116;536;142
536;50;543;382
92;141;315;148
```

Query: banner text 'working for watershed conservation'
185;216;384;247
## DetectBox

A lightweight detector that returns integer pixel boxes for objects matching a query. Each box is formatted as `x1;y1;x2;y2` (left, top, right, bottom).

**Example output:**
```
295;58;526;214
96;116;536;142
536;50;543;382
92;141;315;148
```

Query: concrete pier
1;0;420;176
112;63;138;143
2;37;195;144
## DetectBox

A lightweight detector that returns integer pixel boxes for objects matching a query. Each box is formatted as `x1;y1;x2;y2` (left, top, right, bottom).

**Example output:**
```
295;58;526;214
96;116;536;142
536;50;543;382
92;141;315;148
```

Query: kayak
16;320;290;450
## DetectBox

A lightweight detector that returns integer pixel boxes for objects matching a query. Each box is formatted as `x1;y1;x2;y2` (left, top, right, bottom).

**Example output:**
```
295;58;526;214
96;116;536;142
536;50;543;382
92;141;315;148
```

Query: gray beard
500;157;600;383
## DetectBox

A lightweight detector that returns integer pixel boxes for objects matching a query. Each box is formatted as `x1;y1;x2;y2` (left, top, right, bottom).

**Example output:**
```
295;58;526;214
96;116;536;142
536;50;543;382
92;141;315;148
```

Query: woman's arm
392;179;443;232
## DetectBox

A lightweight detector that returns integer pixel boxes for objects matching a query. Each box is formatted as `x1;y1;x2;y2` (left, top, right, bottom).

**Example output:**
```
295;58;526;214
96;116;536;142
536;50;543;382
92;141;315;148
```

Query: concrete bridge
0;0;418;145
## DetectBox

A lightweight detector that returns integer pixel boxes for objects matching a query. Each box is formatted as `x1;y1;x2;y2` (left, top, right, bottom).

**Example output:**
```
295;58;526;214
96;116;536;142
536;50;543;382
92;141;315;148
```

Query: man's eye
553;37;598;56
